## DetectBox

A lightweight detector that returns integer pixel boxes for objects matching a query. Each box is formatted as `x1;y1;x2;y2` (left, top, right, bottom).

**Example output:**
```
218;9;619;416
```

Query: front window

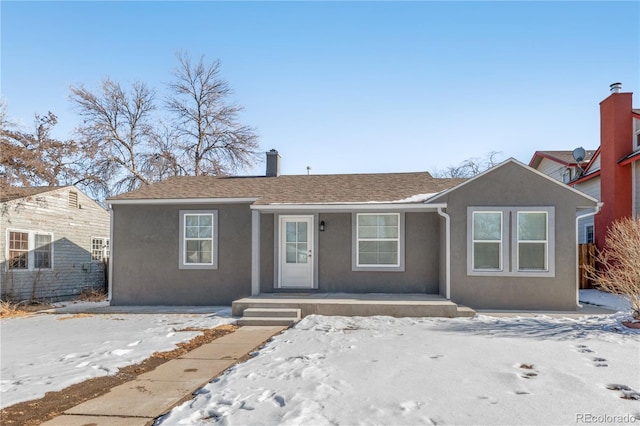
34;234;52;269
356;213;400;267
467;207;555;277
517;212;548;271
179;210;218;270
472;212;502;270
184;214;213;264
8;232;28;269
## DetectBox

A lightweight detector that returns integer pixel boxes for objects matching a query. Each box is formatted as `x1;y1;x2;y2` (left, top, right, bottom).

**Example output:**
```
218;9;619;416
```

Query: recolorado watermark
576;413;638;424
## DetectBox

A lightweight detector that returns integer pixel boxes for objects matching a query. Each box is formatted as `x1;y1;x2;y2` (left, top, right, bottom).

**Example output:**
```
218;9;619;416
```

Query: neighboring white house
0;186;110;301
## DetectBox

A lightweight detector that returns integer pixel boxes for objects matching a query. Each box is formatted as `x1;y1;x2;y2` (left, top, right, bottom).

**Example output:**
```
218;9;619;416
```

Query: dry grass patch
0;300;29;319
78;288;107;302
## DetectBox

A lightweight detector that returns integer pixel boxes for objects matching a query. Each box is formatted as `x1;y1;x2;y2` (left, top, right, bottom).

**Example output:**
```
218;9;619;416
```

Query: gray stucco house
1;186;110;301
107;151;598;311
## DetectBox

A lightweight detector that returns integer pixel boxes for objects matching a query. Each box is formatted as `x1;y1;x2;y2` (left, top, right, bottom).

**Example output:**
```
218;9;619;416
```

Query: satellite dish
572;147;586;163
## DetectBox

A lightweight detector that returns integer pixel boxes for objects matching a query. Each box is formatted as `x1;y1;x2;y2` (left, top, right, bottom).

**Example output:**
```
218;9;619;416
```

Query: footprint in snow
576;344;594;353
273;395;286;407
593;357;608;367
518;363;538;379
607;384;640;401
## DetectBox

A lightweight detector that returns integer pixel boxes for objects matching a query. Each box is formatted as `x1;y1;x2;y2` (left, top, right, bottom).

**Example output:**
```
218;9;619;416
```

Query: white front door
279;216;314;288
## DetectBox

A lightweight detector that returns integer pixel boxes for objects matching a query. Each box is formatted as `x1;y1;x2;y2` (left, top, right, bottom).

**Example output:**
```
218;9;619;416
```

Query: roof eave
251;202;448;212
107;197;259;206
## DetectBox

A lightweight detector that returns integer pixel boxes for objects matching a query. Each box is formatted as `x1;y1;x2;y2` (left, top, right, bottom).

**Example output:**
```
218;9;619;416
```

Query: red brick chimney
595;83;633;248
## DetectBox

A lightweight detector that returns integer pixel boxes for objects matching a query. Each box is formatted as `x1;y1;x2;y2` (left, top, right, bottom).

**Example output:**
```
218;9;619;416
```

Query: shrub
587;217;640;319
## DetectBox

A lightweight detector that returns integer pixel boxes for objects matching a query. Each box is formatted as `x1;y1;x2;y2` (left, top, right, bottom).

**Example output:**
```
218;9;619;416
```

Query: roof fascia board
108;197;258;206
532;152;573;167
570;170;601;185
619;152;640;166
428;158;599;204
251;203;448;212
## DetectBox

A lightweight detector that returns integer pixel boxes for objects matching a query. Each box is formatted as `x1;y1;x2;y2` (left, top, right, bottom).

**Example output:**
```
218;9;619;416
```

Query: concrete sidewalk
41;325;288;426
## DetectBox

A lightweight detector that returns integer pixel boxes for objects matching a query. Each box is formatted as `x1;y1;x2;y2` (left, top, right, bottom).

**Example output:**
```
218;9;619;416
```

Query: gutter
437;207;451;300
575;202;603;308
108;207;114;303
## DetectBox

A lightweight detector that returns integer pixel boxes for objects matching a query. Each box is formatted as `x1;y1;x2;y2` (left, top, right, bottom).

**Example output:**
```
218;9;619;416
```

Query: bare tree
586;217;640;320
432;151;502;178
166;52;259;176
0;106;85;190
70;79;157;196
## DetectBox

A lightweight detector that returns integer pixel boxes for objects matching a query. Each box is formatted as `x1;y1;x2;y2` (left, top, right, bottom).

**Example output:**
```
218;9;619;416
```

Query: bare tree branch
166;52;259;176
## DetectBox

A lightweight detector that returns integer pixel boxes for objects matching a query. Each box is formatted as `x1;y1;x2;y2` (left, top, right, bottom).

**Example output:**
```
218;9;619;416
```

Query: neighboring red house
530;83;640;249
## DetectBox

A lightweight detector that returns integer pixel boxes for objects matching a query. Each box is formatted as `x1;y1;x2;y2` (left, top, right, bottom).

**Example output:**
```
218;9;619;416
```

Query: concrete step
456;306;476;317
237;316;298;327
242;308;301;318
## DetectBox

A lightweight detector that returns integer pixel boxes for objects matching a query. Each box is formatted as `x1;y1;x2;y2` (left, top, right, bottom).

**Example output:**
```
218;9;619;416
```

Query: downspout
437;207;451;300
108;206;114;303
575;202;603;308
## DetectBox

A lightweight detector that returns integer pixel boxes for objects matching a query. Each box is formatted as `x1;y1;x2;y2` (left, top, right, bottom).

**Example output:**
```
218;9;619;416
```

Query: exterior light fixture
320;220;325;232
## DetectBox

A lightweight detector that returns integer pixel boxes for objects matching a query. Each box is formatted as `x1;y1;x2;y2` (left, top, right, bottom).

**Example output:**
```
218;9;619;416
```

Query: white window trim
471;210;505;272
633;118;640;151
467;207;555;277
5;229;54;271
178;210;218;270
352;212;405;272
90;236;110;262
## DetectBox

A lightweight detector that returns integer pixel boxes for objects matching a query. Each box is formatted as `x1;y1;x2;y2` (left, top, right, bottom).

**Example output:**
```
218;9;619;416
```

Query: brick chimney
595;83;633;248
266;149;281;177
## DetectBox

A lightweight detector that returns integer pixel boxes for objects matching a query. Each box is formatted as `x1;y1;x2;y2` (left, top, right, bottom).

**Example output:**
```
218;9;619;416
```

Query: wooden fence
578;243;596;289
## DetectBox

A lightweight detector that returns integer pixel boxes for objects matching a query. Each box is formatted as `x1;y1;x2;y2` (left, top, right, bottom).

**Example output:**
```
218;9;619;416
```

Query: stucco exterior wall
0;188;110;301
316;212;440;293
433;162;596;310
111;203;253;305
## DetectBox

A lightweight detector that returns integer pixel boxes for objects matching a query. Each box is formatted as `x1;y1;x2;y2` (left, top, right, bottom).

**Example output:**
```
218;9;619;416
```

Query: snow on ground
159;308;639;425
580;289;633;312
0;306;234;408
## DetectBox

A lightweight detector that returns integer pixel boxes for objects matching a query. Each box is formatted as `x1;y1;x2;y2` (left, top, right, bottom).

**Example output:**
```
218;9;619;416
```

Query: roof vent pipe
609;82;622;93
266;149;281;177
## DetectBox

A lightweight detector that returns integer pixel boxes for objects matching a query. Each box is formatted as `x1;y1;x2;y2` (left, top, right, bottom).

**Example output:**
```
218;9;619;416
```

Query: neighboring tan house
530;83;640;248
0;186;110;301
107;153;597;311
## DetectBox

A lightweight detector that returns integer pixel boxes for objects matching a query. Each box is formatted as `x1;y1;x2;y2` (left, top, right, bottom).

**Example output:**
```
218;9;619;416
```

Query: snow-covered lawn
0;305;234;408
158;293;640;426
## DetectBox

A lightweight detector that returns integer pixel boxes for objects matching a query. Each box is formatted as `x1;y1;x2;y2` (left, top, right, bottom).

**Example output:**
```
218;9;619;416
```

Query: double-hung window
517;211;548;271
353;213;404;271
7;230;53;270
34;234;52;269
8;231;29;269
472;211;503;271
468;207;554;277
179;210;218;269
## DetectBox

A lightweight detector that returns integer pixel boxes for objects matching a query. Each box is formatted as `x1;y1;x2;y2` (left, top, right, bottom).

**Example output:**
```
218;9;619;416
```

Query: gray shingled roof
0;186;65;203
108;173;466;205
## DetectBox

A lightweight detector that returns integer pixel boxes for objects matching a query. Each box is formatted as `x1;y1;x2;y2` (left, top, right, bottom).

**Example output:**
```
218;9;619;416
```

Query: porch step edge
455;305;476;318
242;308;301;318
237;317;299;327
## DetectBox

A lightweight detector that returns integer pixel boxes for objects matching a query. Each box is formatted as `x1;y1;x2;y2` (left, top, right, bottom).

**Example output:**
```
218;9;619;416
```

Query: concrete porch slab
232;293;471;318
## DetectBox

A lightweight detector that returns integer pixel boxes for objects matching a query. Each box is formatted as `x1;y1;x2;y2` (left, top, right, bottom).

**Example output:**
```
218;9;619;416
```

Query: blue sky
2;1;639;176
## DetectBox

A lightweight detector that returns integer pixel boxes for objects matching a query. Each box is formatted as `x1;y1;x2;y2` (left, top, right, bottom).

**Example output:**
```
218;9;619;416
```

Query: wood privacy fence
578;243;596;289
